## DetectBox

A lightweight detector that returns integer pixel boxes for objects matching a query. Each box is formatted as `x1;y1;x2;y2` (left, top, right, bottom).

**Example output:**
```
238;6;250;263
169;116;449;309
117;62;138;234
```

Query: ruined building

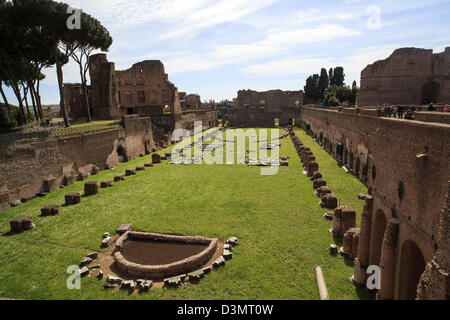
228;89;303;127
301;105;449;300
179;93;202;109
64;54;217;133
358;47;450;106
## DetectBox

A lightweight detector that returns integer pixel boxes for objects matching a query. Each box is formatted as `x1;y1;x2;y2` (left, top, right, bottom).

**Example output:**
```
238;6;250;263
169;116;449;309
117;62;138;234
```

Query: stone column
377;219;400;300
352;196;373;286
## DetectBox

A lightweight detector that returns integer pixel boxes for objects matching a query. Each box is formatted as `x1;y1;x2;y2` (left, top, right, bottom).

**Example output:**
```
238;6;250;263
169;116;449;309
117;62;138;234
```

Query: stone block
226;237;239;247
188;270;205;283
316;186;332;197
116;224;132;235
41;205;59;216
125;169;136;176
121;280;135;291
152;154;162;164
330;244;338;255
213;256;226;269
80;257;93;267
313;179;327;189
43;178;58;193
164;276;182;288
101;237;111;248
91;166;100;175
223;250;233;261
144;163;154;168
10;216;35;233
100;180;113;188
321;194;338;209
114;175;125;182
308;161;319;175
84;181;99;196
136;166;145;171
79;267;89;277
63;175;75;186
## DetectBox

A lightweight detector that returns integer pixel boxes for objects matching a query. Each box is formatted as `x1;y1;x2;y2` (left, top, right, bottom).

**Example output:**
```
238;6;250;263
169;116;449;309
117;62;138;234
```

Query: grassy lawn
0;128;372;300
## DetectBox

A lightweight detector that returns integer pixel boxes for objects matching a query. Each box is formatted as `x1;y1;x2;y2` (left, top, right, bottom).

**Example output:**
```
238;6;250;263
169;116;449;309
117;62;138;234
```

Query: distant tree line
202;99;234;119
303;67;359;106
0;0;112;129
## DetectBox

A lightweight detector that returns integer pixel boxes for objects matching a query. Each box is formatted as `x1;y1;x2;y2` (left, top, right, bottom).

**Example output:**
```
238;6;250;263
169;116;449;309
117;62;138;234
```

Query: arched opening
398;240;426;300
370;209;387;266
421;81;440;104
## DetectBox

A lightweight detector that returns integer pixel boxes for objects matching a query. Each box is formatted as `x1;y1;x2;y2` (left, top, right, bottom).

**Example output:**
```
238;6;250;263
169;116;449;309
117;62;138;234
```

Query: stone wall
0;116;160;212
181;108;219;132
358;47;450;106
229;89;303;127
300;106;450;300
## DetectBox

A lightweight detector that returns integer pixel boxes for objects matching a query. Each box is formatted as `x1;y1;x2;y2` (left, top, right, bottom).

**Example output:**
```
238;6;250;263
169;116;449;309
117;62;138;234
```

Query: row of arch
308;124;427;300
370;209;426;300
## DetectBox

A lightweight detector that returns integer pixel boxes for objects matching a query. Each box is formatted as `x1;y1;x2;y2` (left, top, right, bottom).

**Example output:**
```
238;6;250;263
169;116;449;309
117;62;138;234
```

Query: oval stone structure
114;231;218;279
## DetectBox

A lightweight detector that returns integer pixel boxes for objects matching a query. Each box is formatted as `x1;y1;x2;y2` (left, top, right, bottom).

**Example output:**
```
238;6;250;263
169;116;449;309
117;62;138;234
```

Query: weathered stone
321;194;338;210
188;270;205;283
164;276;182;288
97;270;103;279
121;280;135;291
137;279;153;291
79;267;89;277
330;244;338;255
213;256;226;269
104;281;119;289
116;224;132;235
358;193;366;200
226;237;239;247
144;163;154;168
103;232;110;239
91;166;100;175
313;179;327;189
101;237;111;248
80;257;93;267
114;175;125;182
202;266;212;274
100;180;113;188
223;250;233;261
310;171;322;181
125;169;136;176
43;178;58;193
89;264;101;270
106;275;123;285
136;166;145;171
152;154;162;164
10;216;35;233
84;181;99;196
11;200;22;207
63;175;75;186
223;244;232;252
65;192;81;205
41;205;59;216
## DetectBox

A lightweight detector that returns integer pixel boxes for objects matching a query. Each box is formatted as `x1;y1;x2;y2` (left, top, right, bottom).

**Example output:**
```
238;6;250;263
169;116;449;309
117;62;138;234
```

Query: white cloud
242;58;333;76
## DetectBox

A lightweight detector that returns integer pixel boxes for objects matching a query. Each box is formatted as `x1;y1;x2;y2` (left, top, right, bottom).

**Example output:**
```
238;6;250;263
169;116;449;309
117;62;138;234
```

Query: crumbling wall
358;47;450;106
0;116;156;212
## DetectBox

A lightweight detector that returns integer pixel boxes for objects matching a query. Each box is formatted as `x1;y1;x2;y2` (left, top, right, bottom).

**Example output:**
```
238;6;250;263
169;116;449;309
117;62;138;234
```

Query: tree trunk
0;82;10;111
79;62;91;122
22;83;31;118
11;81;27;124
29;82;40;121
36;80;43;119
56;60;70;127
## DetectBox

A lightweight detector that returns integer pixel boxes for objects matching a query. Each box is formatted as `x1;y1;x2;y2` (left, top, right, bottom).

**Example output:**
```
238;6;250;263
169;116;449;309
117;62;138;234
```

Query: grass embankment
0;128;371;300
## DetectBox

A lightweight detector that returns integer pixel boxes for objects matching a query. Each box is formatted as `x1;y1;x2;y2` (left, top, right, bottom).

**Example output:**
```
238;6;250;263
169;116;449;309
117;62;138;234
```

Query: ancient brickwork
229;89;303;127
358;47;450;106
0;116;160;211
301;106;450;300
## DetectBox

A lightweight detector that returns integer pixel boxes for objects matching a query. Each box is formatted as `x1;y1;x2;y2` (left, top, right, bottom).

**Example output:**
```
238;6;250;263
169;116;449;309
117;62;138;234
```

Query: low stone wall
114;231;218;279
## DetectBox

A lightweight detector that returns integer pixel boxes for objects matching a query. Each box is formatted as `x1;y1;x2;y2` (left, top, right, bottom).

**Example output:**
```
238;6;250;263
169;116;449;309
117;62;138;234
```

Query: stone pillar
331;207;343;236
352;196;373;286
377;219;400;300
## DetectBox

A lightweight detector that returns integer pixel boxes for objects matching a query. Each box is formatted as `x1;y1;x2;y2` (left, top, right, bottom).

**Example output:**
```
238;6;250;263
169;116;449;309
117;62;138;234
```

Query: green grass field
0;128;373;300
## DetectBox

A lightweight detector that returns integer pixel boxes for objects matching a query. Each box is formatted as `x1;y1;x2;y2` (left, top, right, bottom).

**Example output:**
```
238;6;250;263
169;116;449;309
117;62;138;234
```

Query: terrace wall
0;116;161;212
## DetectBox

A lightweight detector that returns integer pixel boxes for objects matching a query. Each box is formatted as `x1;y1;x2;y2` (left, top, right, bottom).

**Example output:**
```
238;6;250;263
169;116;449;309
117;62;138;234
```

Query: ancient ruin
228;89;303;127
358;47;450;106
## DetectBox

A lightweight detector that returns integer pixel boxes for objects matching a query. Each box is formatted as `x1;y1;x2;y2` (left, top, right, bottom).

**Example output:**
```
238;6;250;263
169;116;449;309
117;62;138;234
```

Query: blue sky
4;0;450;105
